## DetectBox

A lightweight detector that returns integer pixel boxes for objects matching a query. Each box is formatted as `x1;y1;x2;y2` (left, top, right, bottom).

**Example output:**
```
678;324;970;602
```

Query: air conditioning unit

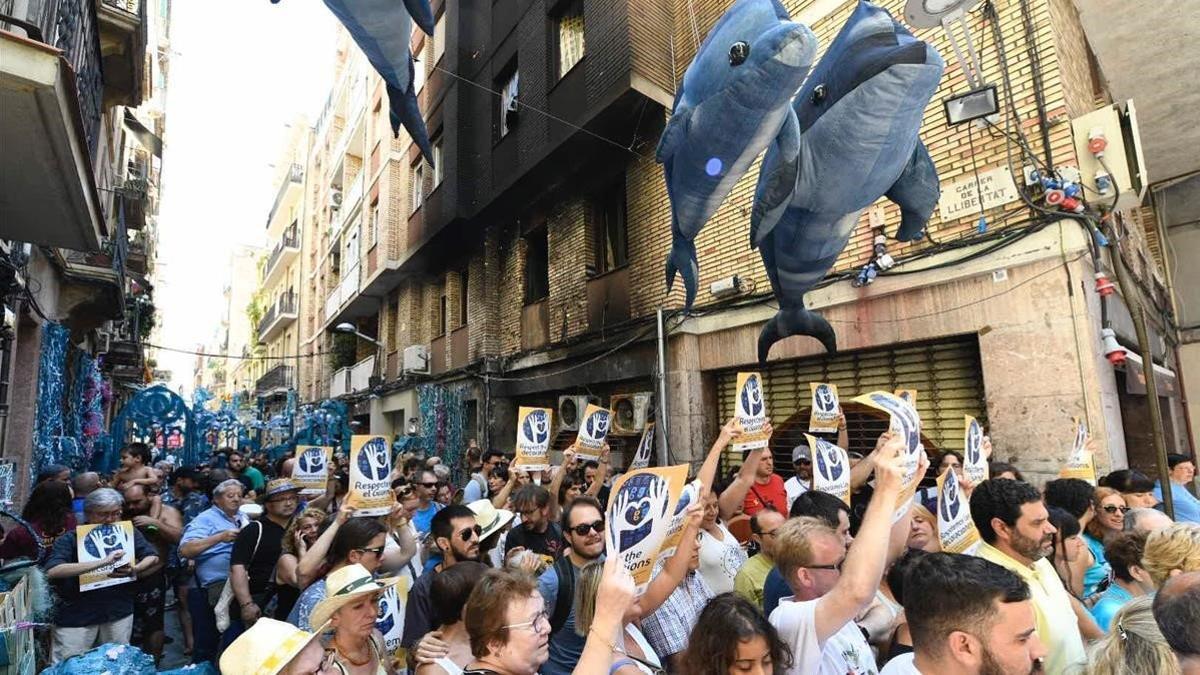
609;392;654;435
331;190;343;209
403;344;430;374
558;394;600;431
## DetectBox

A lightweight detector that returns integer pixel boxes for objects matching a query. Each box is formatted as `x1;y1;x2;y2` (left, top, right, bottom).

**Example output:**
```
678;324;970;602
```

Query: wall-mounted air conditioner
609;392;654;435
403;345;429;374
558;394;600;431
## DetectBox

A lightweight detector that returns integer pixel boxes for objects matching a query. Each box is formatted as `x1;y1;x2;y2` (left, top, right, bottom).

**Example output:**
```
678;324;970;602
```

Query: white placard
938;167;1020;220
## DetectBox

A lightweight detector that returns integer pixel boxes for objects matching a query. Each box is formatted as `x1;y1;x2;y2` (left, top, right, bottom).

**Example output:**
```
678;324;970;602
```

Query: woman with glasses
462;569;551;675
309;563;402;675
414;561;489;675
276;508;332;620
1087;487;1128;554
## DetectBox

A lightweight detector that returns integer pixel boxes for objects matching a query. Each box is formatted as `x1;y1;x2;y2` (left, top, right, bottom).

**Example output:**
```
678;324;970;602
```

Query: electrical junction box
1070;100;1148;211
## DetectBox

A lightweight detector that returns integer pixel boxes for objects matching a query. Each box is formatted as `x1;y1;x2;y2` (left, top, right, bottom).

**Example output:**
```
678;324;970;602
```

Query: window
593;179;629;273
497;65;519;138
414;54;426;93
433;13;446;64
524;228;549;304
369;200;381;247
344;224;360;274
432;139;444;187
410;162;424;213
458;267;469;325
555;1;585;78
439;288;448;335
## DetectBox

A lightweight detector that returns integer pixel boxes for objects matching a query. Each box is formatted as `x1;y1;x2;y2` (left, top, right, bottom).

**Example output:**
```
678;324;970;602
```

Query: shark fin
403;0;435;35
757;305;837;363
751;108;800;248
388;81;435;167
656;102;692;163
665;236;699;312
885;141;940;242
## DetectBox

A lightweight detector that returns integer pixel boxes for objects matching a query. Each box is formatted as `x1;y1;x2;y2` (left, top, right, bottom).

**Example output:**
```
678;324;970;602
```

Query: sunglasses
419;482;439;488
569;519;605;536
1102;505;1130;514
356;545;386;556
459;525;483;541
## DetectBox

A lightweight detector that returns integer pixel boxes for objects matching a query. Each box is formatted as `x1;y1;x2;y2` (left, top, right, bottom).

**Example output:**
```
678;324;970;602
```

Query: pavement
159;593;191;670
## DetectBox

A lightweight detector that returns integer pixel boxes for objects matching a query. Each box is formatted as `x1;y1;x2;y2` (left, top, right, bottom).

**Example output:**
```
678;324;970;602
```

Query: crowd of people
4;423;1200;675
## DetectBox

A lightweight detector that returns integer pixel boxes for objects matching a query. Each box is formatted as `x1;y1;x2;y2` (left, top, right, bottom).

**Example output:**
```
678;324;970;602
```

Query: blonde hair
282;508;328;556
1143;523;1200;588
774;516;838;591
1087;487;1123;540
1085;596;1179;675
573;561;605;636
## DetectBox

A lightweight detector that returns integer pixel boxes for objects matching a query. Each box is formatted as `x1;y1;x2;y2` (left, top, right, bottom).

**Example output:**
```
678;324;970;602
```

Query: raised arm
548;448;577;520
640;497;705;617
298;503;352;587
717;420;761;521
491;469;520;509
574;555;636;675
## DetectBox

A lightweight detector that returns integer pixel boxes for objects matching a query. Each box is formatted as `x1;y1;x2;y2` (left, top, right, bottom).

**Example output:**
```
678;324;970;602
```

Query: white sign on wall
938;167;1020;221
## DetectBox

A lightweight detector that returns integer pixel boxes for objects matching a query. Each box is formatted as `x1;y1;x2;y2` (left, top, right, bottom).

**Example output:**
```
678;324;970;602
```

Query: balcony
96;0;146;108
349;355;375;392
255;364;294;396
263;222;300;288
521;300;549;351
267;163;304;228
258;291;298;341
1;0;106;250
430;335;446;376
451;326;469;369
329;366;351;398
338;172;364;232
587;267;630;331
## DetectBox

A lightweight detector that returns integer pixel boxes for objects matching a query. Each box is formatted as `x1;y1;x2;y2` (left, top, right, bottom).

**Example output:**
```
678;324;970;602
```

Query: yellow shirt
734;553;773;609
977;542;1086;675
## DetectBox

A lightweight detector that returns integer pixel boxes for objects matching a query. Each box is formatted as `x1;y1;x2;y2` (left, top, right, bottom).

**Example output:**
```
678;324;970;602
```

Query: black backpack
548;555;576;634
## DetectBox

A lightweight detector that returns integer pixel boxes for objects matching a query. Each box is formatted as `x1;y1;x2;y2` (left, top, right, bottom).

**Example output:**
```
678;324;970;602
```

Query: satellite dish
904;0;987;89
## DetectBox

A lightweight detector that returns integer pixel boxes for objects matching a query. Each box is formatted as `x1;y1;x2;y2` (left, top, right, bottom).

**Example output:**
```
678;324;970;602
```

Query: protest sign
377;577;411;670
809;382;841;433
77;521;136;592
853;391;923;520
963;415;988;484
937;468;981;554
514;407;553;473
654;479;703;568
808;434;851;506
574;404;613;462
895;389;918;406
606;464;690;595
1059;418;1096;485
629;422;655;471
292;445;333;496
349;435;394;516
732;373;769;452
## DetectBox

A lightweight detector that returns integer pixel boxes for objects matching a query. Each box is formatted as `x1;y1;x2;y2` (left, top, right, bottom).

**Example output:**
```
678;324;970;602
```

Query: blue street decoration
273;0;437;166
109;384;197;467
658;0;816;311
752;0;943;361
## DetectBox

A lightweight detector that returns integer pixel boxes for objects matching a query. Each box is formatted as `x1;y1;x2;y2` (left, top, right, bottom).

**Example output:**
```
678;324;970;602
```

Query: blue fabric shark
275;0;437;166
752;0;943;362
657;0;816;311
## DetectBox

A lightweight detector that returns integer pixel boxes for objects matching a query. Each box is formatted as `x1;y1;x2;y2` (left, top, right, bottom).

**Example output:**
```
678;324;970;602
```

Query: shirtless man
113;443;158;492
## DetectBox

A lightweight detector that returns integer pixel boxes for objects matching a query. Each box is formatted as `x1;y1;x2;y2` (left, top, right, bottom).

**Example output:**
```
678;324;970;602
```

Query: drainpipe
0;326;12;457
655;308;670;467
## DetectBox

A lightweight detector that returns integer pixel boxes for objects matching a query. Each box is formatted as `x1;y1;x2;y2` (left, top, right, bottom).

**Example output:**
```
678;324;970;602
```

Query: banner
807;434;851;506
937;468;981;554
293;445;333;496
895;389;918;406
514;407;553;472
629;422;655;471
654;479;703;568
963;416;988;484
377;577;411;672
809;382;841;433
350;435;394;517
574;404;613;463
606;464;690;595
732;373;769;452
853;391;923;521
77;521;136;592
1059;419;1096;485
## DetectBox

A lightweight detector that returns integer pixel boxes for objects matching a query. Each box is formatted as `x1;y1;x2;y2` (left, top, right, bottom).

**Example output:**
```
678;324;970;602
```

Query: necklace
334;637;372;667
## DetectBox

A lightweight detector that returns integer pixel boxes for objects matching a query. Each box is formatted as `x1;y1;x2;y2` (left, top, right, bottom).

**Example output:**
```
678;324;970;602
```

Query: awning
123;109;162;157
1122;352;1179;398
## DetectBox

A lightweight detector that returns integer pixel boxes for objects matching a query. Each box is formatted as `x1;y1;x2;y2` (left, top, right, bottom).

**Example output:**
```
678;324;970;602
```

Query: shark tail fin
757;306;837;363
665;237;699;312
388;83;435;167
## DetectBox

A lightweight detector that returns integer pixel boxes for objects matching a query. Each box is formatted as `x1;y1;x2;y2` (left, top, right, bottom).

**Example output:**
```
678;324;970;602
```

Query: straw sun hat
310;563;404;629
219;618;322;675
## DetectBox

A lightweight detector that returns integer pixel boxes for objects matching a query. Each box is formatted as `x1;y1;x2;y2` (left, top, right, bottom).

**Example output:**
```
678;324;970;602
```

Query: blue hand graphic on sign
299;448;325;474
740;376;764;417
83;524;127;561
815;385;837;414
522;410;550;446
357;438;391;481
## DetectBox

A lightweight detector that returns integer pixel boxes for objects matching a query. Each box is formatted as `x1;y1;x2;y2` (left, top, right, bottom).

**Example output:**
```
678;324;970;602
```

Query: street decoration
753;0;944;361
657;0;816;311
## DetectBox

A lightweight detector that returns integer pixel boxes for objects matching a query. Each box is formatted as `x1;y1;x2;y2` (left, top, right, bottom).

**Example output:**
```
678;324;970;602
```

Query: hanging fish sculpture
657;0;816;311
274;0;437;166
752;0;943;362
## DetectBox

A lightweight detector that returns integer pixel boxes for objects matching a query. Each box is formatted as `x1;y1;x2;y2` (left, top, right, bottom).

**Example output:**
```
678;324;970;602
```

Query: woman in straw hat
310;563;404;675
220;617;338;675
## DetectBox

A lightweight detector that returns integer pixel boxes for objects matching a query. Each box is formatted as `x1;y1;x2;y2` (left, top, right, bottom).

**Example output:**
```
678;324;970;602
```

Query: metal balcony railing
264;222;300;279
255;364;294;395
1;0;105;157
267;163;304;226
257;291;297;336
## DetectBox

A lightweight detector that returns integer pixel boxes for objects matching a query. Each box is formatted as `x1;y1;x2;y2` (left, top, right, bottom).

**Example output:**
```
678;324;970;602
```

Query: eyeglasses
569;519;605;536
758;529;780;539
356;545;386;556
1102;505;1130;514
268;494;299;504
804;558;844;572
459;525;482;541
503;610;550;633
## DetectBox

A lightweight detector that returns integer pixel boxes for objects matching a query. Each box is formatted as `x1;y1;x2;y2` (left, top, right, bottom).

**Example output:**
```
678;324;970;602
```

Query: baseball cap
792;445;812;463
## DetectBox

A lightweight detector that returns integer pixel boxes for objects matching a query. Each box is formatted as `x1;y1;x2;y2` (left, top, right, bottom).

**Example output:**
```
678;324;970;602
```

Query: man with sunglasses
539;495;607;675
229;479;302;643
401;504;482;655
770;431;910;674
411;469;444;536
505;484;565;566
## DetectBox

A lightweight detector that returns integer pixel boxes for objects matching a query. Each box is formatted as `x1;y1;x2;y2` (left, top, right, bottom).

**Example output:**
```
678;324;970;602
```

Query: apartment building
223;244;266;399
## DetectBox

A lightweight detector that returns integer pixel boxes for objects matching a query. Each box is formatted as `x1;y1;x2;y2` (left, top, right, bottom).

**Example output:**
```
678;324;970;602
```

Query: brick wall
546;197;591;342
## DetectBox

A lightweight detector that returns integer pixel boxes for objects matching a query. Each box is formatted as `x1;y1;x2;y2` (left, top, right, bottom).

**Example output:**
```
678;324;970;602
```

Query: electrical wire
143;342;334;361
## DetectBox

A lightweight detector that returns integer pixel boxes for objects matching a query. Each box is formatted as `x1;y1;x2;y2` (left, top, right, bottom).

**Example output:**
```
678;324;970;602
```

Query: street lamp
334;322;384;348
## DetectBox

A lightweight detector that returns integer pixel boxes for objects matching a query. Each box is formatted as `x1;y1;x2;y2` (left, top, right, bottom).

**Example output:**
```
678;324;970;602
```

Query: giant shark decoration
657;0;816;311
752;0;944;362
274;0;437;166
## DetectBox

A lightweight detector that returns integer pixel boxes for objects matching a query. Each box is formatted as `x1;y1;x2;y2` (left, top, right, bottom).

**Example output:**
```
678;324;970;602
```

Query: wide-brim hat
265;477;301;498
219;617;322;675
467;498;513;541
310;563;403;630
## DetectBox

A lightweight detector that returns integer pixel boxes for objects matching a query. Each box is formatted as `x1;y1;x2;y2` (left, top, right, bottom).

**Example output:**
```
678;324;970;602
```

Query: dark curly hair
21;480;73;534
681;593;793;674
1043;478;1095;520
970;478;1043;545
1100;469;1155;495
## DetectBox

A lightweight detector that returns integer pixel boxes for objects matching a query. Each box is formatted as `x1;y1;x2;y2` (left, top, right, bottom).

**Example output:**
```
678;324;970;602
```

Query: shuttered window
715;336;987;477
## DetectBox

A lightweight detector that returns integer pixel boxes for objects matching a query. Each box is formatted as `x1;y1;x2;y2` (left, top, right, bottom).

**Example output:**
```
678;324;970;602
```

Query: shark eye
811;84;827;104
729;41;750;66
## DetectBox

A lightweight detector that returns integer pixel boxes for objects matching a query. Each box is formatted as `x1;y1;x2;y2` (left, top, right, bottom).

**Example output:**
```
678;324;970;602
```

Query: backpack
548;555;576;634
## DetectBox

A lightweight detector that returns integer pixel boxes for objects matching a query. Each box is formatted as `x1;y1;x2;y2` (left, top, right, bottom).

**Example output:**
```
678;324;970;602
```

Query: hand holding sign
873;432;908;494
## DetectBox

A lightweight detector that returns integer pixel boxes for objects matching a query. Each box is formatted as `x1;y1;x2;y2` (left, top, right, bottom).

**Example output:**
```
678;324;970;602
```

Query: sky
154;0;338;393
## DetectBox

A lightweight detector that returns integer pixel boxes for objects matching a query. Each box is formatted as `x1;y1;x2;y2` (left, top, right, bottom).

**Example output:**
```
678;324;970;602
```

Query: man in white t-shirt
784;444;812;509
880;552;1046;674
770;431;914;675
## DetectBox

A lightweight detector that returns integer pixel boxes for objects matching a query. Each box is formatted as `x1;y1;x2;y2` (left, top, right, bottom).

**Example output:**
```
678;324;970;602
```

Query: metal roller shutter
716;336;988;477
